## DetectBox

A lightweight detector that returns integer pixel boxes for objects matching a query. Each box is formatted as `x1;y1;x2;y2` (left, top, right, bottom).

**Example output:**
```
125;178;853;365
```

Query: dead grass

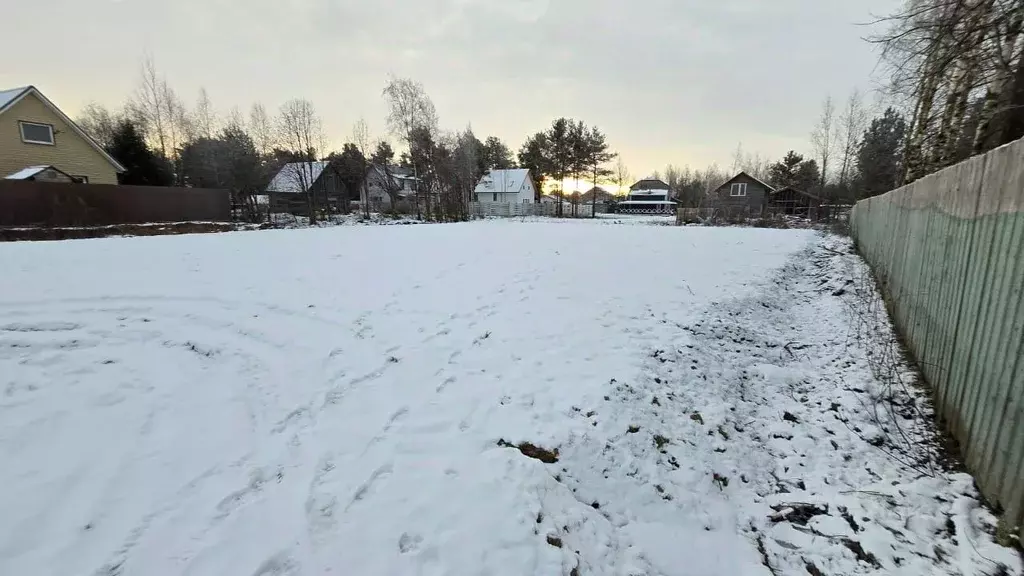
497;439;559;464
0;222;257;242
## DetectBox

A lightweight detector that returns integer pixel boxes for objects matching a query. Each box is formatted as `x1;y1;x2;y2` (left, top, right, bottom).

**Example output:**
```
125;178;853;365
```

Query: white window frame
19;121;55;145
493;192;498;202
730;182;747;197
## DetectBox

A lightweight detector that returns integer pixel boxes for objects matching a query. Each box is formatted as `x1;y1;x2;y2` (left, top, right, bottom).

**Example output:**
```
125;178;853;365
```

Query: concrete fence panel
850;138;1024;531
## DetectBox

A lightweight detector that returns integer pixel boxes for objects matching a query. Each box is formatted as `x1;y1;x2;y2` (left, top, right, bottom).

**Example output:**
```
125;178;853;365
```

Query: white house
474;169;537;204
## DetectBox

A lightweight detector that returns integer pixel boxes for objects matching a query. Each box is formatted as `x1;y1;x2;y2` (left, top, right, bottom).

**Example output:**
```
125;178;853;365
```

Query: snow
0;221;1019;576
0;86;28;111
265;161;329;194
4;165;50;180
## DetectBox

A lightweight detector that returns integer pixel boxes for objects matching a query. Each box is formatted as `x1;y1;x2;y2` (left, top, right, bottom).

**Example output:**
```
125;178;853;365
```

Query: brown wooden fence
0;181;231;227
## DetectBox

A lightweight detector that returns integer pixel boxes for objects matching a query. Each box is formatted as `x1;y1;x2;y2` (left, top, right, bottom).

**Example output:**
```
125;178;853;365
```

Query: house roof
770;186;823;201
6;165;52;180
716;171;776;193
4;165;77;181
580;187;615;200
475;169;531;193
266;161;329;193
367;164;418;195
0;85;126;173
630;178;671;191
0;87;28;110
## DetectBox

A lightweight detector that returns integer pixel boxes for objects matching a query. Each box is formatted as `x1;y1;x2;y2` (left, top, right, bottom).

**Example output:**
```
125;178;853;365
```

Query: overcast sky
2;0;898;178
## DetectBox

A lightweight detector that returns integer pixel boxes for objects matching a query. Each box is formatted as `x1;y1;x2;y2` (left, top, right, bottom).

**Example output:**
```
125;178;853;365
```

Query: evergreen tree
481;137;514;170
370;142;402;210
768;151;805;187
768;151;819;191
584;126;614;217
856;108;907;199
329;144;369;201
794;159;820;192
517;132;550;200
106;119;173;186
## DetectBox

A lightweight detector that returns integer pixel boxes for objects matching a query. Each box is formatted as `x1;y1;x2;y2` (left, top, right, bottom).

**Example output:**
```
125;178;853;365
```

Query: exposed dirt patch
841;538;881;568
0;221;255;242
497;439;559;464
769;503;828;526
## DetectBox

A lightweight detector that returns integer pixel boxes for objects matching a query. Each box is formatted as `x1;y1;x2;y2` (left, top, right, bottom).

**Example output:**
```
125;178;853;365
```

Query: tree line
78;58;618;223
643;90;907;208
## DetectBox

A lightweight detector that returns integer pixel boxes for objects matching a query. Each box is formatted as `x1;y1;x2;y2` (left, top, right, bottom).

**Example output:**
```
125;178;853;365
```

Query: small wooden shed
767;187;822;217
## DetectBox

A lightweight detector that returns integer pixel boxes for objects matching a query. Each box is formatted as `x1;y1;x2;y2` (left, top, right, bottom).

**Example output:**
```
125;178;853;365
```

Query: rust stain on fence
851;137;1024;534
0;181;231;227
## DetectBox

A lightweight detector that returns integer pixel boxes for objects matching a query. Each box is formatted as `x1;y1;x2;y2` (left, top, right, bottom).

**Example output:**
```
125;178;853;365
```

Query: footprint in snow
398;532;423;553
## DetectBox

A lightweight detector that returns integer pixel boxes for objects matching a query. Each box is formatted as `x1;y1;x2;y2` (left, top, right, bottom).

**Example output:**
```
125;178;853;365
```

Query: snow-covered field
0;221;1018;576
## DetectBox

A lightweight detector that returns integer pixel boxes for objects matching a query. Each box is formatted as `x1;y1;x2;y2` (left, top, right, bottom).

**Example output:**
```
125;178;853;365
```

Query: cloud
2;0;898;175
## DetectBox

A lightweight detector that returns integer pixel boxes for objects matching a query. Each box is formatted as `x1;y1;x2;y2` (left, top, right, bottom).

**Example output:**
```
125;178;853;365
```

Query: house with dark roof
580;186;616;204
0;85;125;184
710;172;776;209
264;160;346;214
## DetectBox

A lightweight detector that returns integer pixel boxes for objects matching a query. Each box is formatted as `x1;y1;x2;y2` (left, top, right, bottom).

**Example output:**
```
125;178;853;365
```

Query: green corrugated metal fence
851;137;1024;532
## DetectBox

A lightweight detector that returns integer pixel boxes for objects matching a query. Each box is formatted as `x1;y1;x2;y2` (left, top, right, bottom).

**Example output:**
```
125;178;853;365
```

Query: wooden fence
850;137;1024;533
0;181;231;227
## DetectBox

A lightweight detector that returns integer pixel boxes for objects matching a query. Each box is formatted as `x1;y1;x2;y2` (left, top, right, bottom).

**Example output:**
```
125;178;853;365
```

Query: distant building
365;164;418;208
766;186;822;216
617;178;677;213
580;186;616;204
710;171;775;210
474;169;537;204
265;161;345;214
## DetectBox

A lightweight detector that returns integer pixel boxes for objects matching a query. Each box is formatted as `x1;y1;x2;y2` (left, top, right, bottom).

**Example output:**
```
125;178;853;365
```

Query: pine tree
768;151;806;187
106;119;173;186
481;137;514;170
329;144;369;202
517;132;550;201
856;108;907;199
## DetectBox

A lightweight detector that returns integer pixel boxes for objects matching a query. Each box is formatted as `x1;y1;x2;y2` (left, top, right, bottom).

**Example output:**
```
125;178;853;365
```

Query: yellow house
0;85;124;184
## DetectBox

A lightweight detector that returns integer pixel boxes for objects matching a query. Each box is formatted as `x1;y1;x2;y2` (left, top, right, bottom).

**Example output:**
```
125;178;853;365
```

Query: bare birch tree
838;89;869;187
382;76;438;219
352;118;373;218
77;103;121;148
870;0;1024;180
249;103;273;156
132;56;171;159
614;155;631;196
278;98;326;224
193;88;218;140
810;95;839;192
